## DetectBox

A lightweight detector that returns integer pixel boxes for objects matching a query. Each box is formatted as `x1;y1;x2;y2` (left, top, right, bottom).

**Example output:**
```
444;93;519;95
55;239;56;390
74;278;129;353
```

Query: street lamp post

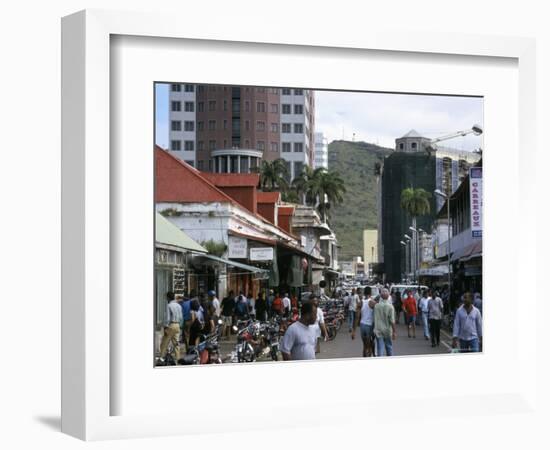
409;226;419;283
435;189;452;303
404;234;412;281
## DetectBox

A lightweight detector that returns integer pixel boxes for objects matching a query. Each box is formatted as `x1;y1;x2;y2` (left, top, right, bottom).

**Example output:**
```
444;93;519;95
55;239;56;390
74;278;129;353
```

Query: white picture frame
61;9;538;441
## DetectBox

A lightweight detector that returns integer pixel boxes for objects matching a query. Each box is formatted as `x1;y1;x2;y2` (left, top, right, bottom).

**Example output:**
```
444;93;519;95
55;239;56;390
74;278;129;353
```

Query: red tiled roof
155;146;299;240
155;146;238;205
278;206;295;216
201;172;260;187
257;191;281;203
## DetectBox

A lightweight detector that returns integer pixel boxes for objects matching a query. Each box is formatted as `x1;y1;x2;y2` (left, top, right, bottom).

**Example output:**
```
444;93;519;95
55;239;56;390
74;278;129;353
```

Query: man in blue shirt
452;292;483;353
178;292;193;351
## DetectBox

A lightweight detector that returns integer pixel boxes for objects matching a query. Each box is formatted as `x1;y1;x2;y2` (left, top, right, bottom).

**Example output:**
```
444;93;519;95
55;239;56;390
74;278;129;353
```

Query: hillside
327;140;393;260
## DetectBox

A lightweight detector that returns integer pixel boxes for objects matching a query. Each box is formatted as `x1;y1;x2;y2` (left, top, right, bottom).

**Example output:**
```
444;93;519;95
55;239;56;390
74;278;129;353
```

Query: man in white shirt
347;288;360;333
208;290;221;318
308;295;328;353
282;293;291;317
351;286;376;357
280;301;318;360
418;290;431;340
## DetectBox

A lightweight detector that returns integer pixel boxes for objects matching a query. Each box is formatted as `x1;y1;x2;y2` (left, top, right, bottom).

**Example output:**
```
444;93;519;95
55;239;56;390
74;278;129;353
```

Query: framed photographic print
62;9;537;441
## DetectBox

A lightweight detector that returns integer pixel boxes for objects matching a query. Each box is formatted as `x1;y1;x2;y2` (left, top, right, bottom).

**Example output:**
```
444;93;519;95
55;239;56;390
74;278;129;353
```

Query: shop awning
417;265;449;276
191;252;268;276
451;239;483;262
155;213;207;253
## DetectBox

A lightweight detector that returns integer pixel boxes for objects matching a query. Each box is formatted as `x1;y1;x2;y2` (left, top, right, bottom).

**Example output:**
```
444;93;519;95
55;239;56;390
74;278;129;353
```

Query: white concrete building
313;132;328;170
167;83;197;166
279;88;315;180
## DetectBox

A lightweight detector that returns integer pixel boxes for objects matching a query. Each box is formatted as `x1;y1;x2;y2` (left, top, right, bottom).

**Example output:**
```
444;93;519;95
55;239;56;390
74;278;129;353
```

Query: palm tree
256;159;289;192
400;187;431;223
400;187;431;279
310;170;346;222
291;165;317;205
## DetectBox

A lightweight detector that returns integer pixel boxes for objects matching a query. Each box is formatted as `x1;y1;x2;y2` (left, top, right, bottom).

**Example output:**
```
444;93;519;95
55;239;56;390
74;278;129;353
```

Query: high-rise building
167;84;315;179
313;132;328;170
380;130;481;282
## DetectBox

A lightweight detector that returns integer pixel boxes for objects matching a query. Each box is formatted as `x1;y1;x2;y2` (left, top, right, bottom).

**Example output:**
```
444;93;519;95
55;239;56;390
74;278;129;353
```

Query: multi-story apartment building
167;83;196;166
313;132;328;170
167;84;315;180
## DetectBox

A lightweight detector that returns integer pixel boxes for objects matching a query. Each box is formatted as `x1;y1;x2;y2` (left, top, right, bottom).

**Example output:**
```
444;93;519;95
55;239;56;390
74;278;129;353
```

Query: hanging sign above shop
469;167;483;238
228;236;247;258
249;247;274;261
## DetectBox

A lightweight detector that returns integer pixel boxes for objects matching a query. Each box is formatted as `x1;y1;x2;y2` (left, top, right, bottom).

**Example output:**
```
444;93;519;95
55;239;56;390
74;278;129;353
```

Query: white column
226;155;230;173
248;156;251;173
237;155;241;173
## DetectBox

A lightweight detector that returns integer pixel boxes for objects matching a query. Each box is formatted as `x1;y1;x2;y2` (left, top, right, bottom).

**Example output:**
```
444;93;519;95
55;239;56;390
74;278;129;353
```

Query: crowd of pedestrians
158;284;483;363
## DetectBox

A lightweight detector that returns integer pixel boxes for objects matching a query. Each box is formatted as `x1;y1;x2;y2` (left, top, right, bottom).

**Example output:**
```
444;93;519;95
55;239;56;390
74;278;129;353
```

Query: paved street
215;316;453;363
317;319;452;359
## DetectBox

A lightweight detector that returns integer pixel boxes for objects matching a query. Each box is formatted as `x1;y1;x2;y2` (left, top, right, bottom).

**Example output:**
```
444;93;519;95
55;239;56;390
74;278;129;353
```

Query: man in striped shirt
159;291;183;363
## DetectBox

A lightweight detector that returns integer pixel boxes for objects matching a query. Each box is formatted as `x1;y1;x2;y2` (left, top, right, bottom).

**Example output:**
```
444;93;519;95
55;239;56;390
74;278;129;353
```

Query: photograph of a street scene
154;83;483;367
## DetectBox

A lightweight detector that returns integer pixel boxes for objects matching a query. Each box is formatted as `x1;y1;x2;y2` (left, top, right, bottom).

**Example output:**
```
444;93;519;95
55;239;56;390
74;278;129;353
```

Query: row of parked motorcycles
157;298;347;366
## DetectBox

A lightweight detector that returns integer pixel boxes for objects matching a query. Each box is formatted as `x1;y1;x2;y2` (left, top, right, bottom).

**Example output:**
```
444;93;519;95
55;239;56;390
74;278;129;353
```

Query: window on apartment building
256;102;266;113
232;99;240;114
244;101;250;112
223;119;228;130
245;139;250;147
294;161;304;175
208;100;216;111
184;101;194;112
271;142;279;152
282;142;291;152
209;86;216;92
197;141;204;151
184;84;194;92
271;103;278;113
256;141;265;151
197;160;204;170
411;142;417;149
223;100;228;111
282;88;291;95
244;120;250;131
208;120;216;131
171;101;181;111
171;84;181;92
197;85;205;93
171;120;182;131
209;140;216;150
399;142;404;150
256;121;266;131
294;104;304;114
257;87;266;93
294;89;303;95
271;123;279;133
197;102;204;112
294;123;304;133
294;142;303;152
184;141;194;151
282;104;291;114
282;123;291;133
270;88;279;94
197;121;204;131
233;118;240;133
170;140;181;151
184;121;194;132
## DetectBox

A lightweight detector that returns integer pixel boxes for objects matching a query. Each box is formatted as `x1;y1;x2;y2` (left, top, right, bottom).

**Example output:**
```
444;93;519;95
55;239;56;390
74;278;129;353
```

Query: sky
155;83;483;151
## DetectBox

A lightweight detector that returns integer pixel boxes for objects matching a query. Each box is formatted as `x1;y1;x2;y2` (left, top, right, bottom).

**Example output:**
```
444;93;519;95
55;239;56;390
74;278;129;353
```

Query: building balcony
212;148;263;174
